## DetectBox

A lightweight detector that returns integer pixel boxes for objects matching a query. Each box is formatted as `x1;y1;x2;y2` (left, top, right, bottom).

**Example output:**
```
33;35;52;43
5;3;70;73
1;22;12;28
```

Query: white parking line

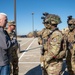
19;38;36;61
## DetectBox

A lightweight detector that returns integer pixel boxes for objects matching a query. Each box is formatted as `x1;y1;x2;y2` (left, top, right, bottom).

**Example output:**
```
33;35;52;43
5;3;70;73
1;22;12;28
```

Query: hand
40;62;44;68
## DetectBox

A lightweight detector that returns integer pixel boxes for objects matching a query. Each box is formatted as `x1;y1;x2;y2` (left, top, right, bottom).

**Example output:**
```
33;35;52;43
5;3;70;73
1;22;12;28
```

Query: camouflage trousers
10;57;18;75
67;60;75;75
40;51;47;66
10;50;19;75
44;60;63;75
40;51;48;75
66;51;75;75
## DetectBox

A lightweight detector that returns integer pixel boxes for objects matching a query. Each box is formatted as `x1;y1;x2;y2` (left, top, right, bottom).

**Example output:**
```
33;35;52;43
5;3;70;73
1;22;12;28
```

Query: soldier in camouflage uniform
7;21;18;75
66;16;75;75
38;12;52;75
61;27;69;35
43;14;66;75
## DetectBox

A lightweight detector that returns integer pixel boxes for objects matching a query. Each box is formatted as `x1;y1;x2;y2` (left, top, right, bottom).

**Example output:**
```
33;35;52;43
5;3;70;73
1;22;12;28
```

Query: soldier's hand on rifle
40;62;44;68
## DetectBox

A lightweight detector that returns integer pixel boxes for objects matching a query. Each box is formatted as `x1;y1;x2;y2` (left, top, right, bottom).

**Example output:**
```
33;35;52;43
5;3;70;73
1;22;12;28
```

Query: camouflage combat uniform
61;27;69;35
7;21;18;75
43;14;66;75
66;16;75;75
38;13;52;75
38;26;51;65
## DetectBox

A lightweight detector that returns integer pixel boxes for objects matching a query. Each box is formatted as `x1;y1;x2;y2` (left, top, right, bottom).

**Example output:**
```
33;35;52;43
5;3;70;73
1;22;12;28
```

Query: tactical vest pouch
42;39;47;44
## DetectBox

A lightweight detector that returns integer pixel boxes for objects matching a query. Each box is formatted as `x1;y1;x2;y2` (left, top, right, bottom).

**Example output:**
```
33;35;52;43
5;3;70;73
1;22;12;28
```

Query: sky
0;0;75;35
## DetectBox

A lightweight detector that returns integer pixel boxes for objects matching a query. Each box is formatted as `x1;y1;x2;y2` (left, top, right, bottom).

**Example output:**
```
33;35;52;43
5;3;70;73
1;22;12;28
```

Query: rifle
40;47;44;75
40;38;48;75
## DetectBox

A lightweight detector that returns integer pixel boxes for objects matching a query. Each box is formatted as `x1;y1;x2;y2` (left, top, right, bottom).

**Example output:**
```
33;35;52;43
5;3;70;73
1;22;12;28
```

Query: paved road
18;38;41;75
17;37;69;75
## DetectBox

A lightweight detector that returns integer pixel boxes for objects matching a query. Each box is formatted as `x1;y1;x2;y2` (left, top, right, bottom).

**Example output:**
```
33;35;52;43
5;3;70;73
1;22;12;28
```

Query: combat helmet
67;16;75;31
67;16;75;25
41;12;49;24
45;14;62;25
41;12;52;28
7;21;16;26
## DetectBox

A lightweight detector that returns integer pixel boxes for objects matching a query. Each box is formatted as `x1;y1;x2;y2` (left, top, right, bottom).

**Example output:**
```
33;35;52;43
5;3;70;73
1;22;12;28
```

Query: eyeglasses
44;22;49;24
68;24;75;26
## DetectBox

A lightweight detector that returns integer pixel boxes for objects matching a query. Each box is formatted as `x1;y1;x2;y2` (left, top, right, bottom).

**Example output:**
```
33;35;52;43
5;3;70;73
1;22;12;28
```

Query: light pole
14;0;17;39
32;12;34;37
14;0;21;53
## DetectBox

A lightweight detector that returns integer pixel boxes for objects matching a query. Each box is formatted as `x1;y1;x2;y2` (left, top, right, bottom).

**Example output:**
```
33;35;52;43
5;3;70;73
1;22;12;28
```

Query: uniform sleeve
44;31;63;62
38;29;45;45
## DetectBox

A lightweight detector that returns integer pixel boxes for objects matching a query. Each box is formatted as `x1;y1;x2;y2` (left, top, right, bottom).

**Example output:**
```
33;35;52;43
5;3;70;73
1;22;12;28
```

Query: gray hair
0;13;7;17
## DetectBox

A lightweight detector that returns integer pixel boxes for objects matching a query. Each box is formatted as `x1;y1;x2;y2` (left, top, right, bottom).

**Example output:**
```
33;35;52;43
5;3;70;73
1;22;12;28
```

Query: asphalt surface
17;37;69;75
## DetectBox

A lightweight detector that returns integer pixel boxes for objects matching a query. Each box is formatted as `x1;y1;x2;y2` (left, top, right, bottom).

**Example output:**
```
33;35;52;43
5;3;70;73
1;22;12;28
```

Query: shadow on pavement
20;46;41;53
24;60;69;75
24;65;42;75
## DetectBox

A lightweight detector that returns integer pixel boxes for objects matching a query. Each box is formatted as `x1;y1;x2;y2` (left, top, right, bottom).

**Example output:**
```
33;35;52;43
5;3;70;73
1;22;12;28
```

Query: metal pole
14;0;21;53
14;0;17;39
32;12;34;37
